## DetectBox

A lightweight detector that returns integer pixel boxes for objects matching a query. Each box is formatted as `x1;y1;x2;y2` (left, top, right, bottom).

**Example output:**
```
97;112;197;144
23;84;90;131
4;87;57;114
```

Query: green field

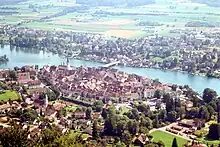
65;104;78;112
150;130;188;147
1;0;220;38
0;90;20;101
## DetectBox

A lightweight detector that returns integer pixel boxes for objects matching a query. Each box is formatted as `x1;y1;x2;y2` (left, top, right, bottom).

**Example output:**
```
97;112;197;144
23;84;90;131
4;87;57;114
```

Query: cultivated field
0;0;220;39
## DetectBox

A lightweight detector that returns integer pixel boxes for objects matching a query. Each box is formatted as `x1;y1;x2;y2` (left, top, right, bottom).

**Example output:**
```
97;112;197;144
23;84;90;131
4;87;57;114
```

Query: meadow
150;130;188;147
0;0;220;39
0;90;20;101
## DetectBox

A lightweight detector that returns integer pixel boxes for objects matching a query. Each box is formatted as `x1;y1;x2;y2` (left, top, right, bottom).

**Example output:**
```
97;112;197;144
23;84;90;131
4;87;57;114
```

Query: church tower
66;58;72;70
44;94;48;108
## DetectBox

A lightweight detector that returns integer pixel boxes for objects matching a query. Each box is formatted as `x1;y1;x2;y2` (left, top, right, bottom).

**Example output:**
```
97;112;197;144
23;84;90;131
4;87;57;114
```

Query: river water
0;45;220;94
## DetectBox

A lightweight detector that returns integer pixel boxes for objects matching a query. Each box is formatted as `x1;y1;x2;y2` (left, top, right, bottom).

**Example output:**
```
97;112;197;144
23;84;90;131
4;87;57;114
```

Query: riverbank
1;45;220;94
1;26;220;80
0;55;9;65
73;55;209;79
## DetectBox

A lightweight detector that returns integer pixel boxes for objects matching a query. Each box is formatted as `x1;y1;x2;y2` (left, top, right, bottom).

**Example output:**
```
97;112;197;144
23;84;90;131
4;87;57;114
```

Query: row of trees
0;121;84;147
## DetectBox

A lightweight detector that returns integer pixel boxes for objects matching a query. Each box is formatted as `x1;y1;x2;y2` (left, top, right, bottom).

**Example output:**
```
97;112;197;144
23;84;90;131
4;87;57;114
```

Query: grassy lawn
150;130;188;147
65;104;78;112
0;90;20;101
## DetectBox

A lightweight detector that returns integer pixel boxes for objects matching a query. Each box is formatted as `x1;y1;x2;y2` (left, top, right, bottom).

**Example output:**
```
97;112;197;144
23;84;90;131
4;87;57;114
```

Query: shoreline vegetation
0;55;9;65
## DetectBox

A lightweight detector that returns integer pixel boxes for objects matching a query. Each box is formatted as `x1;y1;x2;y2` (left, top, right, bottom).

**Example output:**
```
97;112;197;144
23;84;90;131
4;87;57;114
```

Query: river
0;45;220;94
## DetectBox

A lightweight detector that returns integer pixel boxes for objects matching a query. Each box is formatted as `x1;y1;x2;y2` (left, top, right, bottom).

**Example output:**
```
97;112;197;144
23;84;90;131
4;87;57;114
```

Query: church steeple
66;58;69;66
44;94;48;108
66;57;72;70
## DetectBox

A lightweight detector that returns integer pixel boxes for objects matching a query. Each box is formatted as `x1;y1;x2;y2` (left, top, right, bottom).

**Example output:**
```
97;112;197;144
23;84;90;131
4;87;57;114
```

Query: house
28;88;47;98
44;105;56;116
178;119;205;130
144;89;155;98
53;103;65;111
185;101;193;108
92;112;101;120
28;80;41;89
0;70;8;81
76;119;91;126
133;134;149;147
18;72;31;84
83;126;92;136
74;112;86;119
0;103;11;113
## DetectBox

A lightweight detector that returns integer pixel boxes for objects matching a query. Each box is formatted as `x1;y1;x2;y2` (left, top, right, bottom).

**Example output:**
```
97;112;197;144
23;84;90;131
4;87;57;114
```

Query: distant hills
0;0;27;5
76;0;155;7
192;0;220;7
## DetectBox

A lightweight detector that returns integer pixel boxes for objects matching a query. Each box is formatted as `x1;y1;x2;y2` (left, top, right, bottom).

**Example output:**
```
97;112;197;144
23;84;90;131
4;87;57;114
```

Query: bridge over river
102;61;120;68
1;45;220;94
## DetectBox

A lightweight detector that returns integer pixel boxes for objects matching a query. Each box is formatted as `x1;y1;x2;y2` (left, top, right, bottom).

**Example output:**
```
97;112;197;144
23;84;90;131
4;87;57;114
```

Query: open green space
1;0;220;39
0;90;20;101
65;104;78;112
150;130;188;147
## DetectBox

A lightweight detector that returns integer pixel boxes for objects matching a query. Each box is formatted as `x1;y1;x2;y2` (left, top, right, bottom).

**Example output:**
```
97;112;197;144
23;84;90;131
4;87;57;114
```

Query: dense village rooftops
27;80;41;86
39;65;170;100
0;103;10;110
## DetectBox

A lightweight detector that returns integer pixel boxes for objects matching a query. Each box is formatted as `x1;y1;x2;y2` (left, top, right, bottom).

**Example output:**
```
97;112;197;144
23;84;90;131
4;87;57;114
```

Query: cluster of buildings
0;65;106;140
166;119;206;140
1;26;220;77
39;64;172;102
0;64;208;146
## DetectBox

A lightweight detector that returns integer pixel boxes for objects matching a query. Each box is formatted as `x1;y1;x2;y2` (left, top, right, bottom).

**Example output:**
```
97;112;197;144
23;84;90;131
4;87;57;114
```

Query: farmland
0;0;220;39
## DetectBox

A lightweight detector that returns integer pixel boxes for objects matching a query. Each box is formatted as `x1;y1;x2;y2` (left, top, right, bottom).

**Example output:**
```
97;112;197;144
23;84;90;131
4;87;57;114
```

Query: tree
46;91;57;101
121;131;132;146
163;93;171;104
199;106;210;121
86;107;92;119
153;115;160;128
158;109;167;121
127;120;139;135
154;90;162;99
8;70;17;81
172;138;178;147
157;140;165;147
92;120;99;139
207;105;215;119
167;111;177;122
101;108;108;119
21;109;37;122
140;116;153;130
186;107;199;119
166;97;175;112
137;103;148;112
208;123;220;140
203;88;217;103
93;100;104;112
0;122;32;147
171;84;178;91
39;125;62;145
